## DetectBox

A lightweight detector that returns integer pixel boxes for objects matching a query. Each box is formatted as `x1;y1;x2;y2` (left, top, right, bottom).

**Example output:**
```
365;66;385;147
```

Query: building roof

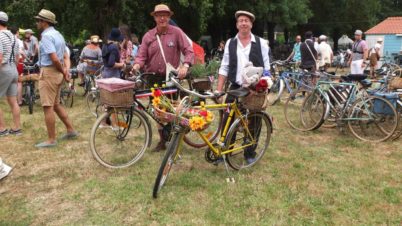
365;17;402;35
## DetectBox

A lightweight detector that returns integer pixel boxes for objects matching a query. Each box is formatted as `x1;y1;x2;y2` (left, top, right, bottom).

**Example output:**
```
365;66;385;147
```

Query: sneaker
0;129;9;137
35;141;57;148
59;131;79;140
9;129;22;136
0;158;12;180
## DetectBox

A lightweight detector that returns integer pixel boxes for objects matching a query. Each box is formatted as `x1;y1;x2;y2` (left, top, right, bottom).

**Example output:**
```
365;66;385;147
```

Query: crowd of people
0;3;388;180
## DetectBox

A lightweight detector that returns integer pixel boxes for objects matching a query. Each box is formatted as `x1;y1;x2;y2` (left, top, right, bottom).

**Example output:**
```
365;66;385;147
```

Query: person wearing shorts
0;11;22;137
348;30;368;75
34;9;78;148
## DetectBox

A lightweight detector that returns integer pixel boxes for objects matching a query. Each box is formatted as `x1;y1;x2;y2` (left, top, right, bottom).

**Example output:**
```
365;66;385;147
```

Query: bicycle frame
171;101;257;157
315;81;376;122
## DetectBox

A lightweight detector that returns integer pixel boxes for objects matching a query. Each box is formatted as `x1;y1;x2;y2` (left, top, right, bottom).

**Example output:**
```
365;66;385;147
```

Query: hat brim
34;15;57;24
150;10;174;16
235;12;255;22
108;34;124;42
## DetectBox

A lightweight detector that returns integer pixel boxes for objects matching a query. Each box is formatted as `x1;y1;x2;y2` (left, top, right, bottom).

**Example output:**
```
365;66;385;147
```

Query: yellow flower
154;84;158;88
162;84;166;88
152;97;161;107
189;116;206;131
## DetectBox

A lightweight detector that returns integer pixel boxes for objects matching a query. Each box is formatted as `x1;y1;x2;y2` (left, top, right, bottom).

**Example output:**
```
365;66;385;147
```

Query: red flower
255;79;268;92
199;110;208;117
153;89;162;97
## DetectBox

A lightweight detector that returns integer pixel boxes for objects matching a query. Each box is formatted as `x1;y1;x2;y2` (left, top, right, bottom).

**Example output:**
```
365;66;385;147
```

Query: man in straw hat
132;3;194;152
34;9;78;148
216;10;270;165
348;29;368;74
77;35;102;86
23;28;39;63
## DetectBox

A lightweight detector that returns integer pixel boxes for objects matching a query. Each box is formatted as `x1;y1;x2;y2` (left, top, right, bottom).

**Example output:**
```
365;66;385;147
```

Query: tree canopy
1;0;400;47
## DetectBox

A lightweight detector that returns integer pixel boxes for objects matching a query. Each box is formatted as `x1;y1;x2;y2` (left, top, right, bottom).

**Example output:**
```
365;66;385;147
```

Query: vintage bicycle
152;74;273;198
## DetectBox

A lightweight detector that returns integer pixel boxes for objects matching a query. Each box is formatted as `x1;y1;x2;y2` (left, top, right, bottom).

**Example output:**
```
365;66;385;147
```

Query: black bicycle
21;64;40;114
60;68;78;108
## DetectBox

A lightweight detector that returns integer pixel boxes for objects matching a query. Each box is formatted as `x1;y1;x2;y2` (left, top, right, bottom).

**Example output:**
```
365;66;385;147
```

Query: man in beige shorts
35;9;77;148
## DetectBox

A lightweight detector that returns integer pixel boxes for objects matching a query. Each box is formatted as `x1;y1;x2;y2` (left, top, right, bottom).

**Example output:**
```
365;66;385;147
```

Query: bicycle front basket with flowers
151;86;214;131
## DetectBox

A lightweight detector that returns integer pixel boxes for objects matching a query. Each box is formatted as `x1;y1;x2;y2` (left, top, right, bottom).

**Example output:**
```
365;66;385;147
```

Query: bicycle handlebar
168;72;218;99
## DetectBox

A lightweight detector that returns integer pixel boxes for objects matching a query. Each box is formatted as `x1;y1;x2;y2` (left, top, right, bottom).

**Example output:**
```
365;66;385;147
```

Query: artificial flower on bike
151;86;214;131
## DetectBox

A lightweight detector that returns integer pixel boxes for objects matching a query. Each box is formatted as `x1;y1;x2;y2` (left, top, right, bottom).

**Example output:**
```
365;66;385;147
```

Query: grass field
0;89;401;225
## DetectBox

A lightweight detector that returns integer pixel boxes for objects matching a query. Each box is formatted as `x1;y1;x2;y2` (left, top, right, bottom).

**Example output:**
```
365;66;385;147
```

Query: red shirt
135;25;194;75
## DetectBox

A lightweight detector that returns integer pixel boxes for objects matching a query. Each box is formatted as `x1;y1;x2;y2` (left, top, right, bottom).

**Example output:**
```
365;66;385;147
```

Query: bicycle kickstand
222;155;235;183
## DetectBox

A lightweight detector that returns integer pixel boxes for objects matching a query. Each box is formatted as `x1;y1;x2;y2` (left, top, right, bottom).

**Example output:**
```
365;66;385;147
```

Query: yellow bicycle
153;75;273;198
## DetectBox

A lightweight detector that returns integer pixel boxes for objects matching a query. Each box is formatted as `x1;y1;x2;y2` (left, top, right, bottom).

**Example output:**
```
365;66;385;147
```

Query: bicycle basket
97;78;136;107
241;91;268;111
191;77;212;91
389;77;402;90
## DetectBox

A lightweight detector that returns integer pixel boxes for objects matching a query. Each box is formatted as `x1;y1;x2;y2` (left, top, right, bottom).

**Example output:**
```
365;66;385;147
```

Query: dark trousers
223;84;262;159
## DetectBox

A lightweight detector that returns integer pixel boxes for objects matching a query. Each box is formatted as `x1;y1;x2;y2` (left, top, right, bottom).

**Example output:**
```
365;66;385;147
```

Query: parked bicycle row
267;60;402;142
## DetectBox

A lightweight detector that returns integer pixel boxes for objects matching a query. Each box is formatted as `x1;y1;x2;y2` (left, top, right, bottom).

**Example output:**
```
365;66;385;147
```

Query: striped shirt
0;30;19;64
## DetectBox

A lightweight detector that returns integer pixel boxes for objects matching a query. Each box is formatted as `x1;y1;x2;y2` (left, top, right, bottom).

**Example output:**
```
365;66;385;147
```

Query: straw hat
150;4;174;16
34;9;57;24
90;35;100;43
25;29;35;34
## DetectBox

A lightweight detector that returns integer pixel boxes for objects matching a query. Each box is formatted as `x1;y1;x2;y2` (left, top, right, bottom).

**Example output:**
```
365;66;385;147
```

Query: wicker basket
242;91;268;111
191;77;212;91
99;88;133;107
389;77;402;90
18;74;40;82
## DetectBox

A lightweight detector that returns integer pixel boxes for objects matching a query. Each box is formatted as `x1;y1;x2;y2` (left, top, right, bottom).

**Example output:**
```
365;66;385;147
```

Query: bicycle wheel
60;83;74;108
153;131;183;199
299;91;327;130
267;78;284;105
86;90;100;117
284;90;325;131
26;85;34;114
225;111;272;170
348;96;399;142
183;98;223;148
391;103;402;140
90;107;151;168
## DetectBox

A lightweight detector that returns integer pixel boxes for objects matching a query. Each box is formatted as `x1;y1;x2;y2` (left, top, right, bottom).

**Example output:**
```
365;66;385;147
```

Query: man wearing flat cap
133;3;194;152
34;9;77;148
216;10;270;164
348;29;368;74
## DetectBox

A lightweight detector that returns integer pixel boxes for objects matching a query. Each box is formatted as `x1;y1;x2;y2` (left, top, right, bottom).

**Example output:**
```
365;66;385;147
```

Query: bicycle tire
86;90;100;117
300;91;327;130
348;96;399;142
153;131;183;199
225;111;272;170
90;107;151;168
27;85;34;114
267;78;284;106
284;90;326;131
183;98;223;148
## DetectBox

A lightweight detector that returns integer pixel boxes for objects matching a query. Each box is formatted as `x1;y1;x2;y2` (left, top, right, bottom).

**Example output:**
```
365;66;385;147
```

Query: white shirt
219;34;270;85
318;41;333;66
370;43;382;55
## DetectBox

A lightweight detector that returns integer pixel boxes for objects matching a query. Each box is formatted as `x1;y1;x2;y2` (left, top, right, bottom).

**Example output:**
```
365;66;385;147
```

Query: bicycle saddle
341;74;367;82
227;87;250;98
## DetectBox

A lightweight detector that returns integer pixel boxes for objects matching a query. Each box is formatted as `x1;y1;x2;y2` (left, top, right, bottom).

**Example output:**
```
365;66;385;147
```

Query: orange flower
189;116;207;131
152;97;161;107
